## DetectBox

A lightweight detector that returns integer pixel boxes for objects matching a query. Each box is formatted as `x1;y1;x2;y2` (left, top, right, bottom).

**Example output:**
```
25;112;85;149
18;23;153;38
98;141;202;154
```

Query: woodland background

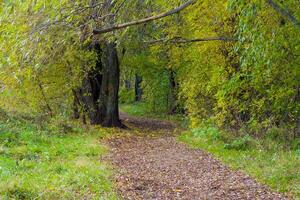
0;0;299;199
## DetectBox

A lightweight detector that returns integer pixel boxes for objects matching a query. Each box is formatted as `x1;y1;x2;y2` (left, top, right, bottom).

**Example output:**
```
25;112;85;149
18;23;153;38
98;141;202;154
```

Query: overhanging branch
266;0;300;28
93;0;196;35
144;37;237;44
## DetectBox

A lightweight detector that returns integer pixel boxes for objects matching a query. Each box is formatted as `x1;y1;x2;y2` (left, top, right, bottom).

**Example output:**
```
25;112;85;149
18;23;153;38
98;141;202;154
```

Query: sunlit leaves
0;0;93;115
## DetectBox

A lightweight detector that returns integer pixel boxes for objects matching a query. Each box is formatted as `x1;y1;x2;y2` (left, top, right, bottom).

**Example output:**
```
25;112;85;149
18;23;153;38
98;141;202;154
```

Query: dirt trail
107;113;289;200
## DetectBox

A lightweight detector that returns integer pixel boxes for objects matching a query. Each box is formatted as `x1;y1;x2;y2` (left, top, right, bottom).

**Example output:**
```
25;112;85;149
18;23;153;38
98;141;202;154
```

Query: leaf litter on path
106;113;289;200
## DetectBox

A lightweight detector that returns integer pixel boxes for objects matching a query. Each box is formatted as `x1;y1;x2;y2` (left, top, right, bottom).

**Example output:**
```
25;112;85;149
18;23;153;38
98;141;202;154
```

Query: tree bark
73;0;123;127
167;69;183;114
80;42;103;125
100;41;122;127
135;74;142;102
144;37;237;45
76;41;122;127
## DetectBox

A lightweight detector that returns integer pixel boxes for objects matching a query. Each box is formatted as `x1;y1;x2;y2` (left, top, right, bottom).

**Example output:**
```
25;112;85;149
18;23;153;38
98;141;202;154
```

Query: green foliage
119;88;135;104
219;0;300;134
0;0;95;117
120;0;300;139
120;50;172;113
190;124;256;151
0;115;116;199
191;127;221;141
141;69;171;113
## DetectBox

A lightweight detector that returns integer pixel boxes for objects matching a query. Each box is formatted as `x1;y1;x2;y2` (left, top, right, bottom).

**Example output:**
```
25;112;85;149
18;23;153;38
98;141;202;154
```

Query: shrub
224;134;256;150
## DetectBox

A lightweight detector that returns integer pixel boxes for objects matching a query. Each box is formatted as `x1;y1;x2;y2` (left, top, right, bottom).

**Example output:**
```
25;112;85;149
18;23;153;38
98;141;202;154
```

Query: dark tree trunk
167;69;185;114
100;42;122;127
76;41;122;127
124;80;131;89
72;0;122;127
168;69;178;114
80;42;103;125
135;74;143;102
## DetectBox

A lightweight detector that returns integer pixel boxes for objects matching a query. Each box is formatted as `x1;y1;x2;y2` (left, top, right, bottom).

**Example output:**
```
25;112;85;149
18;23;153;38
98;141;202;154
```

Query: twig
32;2;104;33
266;0;300;28
36;78;53;117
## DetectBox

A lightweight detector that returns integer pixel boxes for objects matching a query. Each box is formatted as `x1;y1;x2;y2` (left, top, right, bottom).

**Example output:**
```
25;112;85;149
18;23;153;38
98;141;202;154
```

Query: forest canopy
0;0;299;135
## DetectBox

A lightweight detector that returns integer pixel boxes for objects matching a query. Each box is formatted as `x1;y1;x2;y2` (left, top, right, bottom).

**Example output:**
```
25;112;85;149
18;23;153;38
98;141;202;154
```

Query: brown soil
107;113;289;200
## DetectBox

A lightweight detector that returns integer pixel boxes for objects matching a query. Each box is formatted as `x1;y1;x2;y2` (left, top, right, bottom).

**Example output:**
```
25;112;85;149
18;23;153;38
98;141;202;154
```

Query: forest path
106;113;288;200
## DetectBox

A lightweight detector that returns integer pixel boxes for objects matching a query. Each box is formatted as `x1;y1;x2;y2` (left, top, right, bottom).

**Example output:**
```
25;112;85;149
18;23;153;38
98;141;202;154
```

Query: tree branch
144;37;237;44
93;0;196;35
266;0;300;28
114;0;128;14
36;78;53;117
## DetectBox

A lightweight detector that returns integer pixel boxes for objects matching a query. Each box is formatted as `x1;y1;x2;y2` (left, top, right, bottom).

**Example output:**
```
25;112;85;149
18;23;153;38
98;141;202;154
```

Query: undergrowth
0;113;117;199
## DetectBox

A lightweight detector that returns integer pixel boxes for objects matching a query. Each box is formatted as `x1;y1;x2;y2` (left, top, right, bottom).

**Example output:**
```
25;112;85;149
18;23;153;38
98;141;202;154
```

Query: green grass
178;127;300;199
120;102;186;125
0;116;117;199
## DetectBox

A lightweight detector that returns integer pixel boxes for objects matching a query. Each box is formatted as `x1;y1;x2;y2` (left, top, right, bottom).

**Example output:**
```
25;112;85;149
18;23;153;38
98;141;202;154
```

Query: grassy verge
178;127;300;199
0;115;117;199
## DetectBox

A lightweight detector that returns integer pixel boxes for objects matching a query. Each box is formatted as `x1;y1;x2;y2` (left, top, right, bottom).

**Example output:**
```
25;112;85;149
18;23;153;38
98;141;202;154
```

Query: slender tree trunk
168;69;180;114
36;78;53;117
135;74;142;102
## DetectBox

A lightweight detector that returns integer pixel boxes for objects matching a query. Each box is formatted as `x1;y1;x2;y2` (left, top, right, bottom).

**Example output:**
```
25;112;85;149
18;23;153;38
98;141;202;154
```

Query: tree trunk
168;69;179;114
135;74;143;102
71;0;122;127
76;41;122;127
80;42;103;125
100;41;122;127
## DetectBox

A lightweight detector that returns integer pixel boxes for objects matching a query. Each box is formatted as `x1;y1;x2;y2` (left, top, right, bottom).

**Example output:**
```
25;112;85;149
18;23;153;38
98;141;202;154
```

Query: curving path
107;113;289;200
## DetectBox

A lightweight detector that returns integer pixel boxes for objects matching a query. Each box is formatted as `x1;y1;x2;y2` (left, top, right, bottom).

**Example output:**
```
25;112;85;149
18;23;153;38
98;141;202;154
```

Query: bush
224;135;256;150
